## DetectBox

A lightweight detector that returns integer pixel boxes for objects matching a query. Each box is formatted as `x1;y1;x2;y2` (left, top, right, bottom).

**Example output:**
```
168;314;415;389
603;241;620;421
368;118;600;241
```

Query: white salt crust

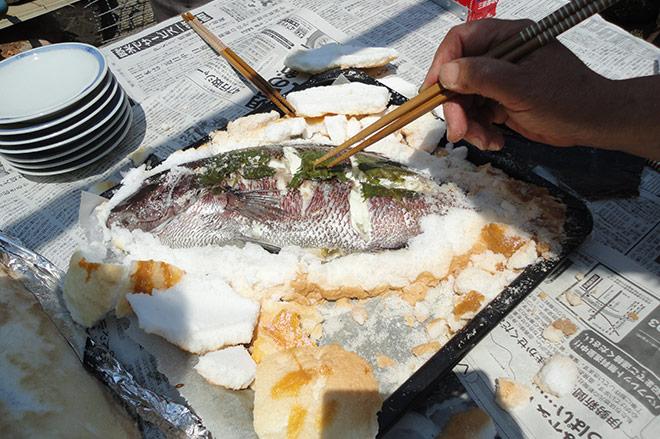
284;43;398;74
286;83;390;117
533;354;578;397
194;346;256;390
127;274;260;354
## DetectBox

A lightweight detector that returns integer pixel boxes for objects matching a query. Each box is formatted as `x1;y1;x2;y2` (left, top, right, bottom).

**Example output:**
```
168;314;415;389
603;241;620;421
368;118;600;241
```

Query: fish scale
108;145;469;252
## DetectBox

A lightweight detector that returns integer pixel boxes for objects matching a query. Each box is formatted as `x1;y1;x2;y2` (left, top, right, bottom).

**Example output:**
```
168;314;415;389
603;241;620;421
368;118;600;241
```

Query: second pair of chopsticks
181;12;296;117
314;0;621;167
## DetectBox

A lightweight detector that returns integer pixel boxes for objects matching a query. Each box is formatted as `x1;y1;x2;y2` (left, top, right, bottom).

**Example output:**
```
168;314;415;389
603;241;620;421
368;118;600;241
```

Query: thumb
438;57;525;107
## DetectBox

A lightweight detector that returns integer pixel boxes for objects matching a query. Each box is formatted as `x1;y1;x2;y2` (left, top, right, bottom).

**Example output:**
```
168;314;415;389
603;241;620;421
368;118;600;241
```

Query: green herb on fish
199;149;276;186
361;183;418;200
289;149;350;189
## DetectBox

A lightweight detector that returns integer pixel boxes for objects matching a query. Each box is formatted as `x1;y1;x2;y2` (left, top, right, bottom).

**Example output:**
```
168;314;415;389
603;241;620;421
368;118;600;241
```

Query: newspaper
451;160;660;438
0;0;658;437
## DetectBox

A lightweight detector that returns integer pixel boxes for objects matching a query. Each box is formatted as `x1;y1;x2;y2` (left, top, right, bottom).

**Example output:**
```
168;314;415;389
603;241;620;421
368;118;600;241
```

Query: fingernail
438;62;459;89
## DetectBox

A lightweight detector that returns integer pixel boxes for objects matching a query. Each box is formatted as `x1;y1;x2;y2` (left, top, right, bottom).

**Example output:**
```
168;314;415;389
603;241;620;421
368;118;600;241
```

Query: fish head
108;171;206;232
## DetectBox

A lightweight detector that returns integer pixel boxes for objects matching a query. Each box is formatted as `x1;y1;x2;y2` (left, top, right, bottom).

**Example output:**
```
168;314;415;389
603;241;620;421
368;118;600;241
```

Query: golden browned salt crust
251;301;321;363
64;253;189;326
411;341;441;358
376;355;396;369
253;345;380;439
404;315;417;327
115;260;186;317
453;290;485;319
552;318;578;336
289;271;440;305
495;377;532;412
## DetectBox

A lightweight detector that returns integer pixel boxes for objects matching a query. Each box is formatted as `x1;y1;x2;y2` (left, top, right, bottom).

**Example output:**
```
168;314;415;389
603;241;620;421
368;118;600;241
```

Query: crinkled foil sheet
0;233;211;439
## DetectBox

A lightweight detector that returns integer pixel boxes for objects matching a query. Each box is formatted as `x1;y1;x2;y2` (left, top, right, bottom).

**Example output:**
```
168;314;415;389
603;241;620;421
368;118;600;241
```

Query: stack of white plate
0;43;132;177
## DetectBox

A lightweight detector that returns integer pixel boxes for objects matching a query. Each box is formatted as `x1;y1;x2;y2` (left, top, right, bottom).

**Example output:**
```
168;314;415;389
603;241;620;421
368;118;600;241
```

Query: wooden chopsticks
314;0;620;167
181;12;296;117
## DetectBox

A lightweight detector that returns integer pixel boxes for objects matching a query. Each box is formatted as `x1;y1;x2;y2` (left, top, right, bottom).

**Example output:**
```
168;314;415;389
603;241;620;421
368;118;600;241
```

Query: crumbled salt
507;240;538;270
542;324;564;343
565;290;584;306
454;267;508;300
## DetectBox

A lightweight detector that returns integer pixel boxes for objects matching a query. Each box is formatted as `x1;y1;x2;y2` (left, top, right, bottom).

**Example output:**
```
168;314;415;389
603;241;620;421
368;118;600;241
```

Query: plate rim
0;79;120;145
0;72;116;136
10;108;133;176
6;100;131;167
0;42;109;124
0;88;126;152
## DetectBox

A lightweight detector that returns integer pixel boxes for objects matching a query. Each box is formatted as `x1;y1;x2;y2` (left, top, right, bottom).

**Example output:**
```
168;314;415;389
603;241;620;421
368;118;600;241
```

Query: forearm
587;76;660;161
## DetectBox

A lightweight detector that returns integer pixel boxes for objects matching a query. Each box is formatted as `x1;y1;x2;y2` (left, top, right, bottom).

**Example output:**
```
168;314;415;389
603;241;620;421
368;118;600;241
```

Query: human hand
422;19;613;151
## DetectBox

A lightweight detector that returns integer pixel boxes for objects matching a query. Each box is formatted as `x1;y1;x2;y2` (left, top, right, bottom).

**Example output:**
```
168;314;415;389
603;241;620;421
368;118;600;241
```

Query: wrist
582;77;660;160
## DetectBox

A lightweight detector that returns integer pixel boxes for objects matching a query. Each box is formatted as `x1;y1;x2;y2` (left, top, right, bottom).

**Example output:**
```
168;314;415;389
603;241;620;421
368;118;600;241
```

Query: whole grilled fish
108;145;467;252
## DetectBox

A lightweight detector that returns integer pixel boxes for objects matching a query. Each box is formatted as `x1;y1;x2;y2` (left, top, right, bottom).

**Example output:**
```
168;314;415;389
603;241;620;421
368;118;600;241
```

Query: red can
456;0;499;21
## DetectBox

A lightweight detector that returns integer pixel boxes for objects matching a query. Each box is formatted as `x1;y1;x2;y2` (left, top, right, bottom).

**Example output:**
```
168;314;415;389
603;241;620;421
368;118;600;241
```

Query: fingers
437;56;526;109
444;99;506;150
443;99;468;143
422;19;533;90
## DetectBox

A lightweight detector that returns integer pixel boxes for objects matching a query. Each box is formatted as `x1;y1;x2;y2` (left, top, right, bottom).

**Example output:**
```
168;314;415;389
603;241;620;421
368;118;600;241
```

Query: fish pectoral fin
238;237;281;254
225;188;287;222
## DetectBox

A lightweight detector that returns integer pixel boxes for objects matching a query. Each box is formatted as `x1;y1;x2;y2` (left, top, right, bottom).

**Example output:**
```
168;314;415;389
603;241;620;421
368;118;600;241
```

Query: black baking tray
111;68;593;436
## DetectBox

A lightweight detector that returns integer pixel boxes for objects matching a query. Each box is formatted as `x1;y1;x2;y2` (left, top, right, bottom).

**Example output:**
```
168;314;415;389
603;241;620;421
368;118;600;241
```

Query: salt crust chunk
227;111;280;133
495;378;532;411
284;43;398;73
565;290;584;306
253;345;380;439
324;114;348;144
127;274;260;354
63;251;127;327
400;112;446;153
470;251;506;274
533;354;578;397
194;346;256;390
377;75;417;99
287;83;390;117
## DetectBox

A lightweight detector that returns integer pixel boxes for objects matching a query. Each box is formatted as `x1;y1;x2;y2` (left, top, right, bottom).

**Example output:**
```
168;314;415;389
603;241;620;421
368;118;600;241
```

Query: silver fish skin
107;144;468;252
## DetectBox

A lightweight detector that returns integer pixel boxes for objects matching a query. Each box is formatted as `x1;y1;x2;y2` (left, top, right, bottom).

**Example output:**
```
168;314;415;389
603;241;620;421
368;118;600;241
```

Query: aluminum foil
0;232;211;439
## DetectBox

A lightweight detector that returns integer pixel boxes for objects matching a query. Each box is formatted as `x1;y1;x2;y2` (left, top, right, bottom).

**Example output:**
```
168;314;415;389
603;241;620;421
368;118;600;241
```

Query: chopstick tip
181;12;194;22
